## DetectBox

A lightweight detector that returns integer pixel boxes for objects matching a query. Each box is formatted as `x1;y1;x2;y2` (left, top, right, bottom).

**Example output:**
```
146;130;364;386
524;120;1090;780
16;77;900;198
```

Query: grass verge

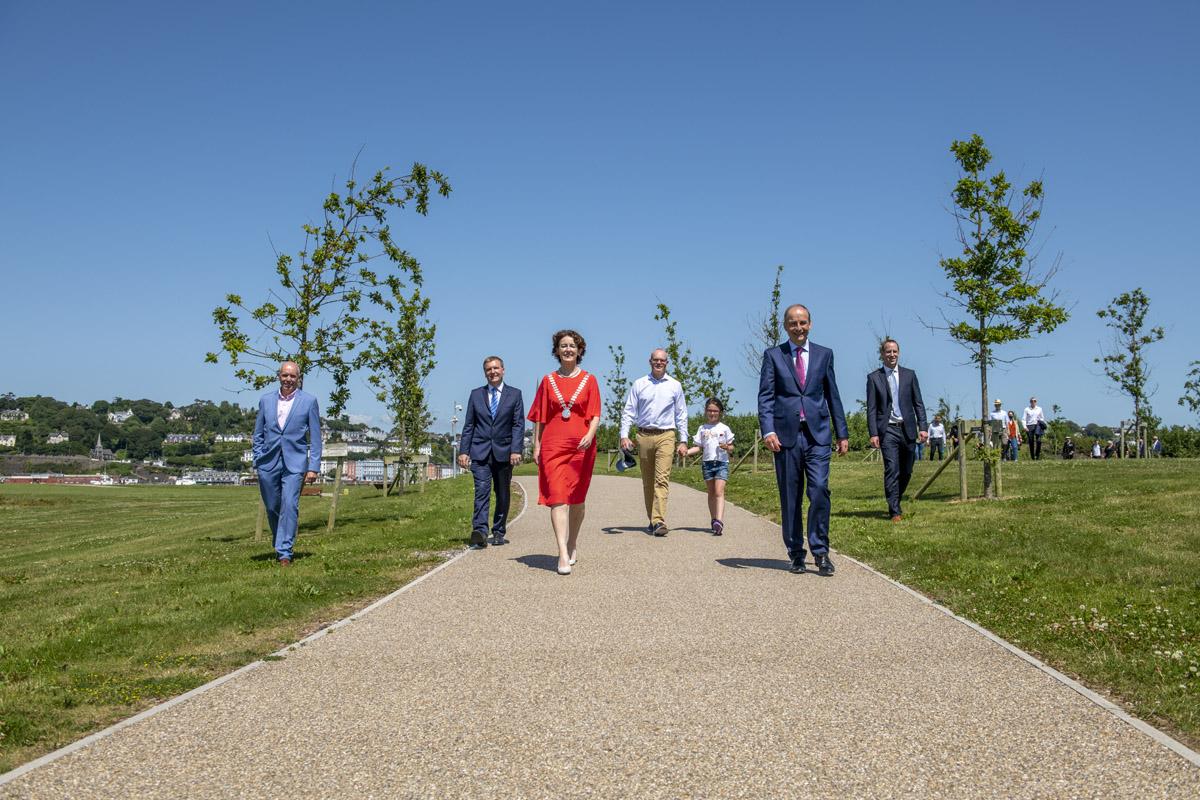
0;478;475;773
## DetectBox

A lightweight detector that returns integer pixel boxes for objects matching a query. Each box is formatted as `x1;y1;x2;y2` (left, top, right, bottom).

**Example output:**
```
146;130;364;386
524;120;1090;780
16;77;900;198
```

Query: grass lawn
0;477;476;773
665;455;1200;748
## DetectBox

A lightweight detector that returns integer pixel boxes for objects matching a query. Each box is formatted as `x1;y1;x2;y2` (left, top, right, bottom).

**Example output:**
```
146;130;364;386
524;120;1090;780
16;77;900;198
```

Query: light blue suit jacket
253;389;322;475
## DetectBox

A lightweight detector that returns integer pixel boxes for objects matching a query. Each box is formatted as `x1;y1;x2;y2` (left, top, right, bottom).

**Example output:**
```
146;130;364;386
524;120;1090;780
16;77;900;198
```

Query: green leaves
206;160;450;417
1096;288;1165;429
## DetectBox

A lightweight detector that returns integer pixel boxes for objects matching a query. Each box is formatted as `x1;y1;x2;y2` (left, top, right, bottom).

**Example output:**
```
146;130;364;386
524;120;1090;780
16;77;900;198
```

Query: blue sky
2;1;1197;430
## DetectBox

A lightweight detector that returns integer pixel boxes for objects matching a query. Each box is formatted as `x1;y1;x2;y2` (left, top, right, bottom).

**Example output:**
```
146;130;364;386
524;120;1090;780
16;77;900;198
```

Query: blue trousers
258;464;304;560
470;456;512;544
773;424;832;560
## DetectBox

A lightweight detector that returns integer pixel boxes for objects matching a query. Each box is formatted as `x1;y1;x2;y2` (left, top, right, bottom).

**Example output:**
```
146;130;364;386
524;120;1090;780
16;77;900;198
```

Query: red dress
528;370;601;505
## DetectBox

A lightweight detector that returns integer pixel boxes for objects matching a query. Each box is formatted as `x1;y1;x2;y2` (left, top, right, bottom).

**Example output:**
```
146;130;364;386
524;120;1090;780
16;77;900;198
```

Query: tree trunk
980;334;994;498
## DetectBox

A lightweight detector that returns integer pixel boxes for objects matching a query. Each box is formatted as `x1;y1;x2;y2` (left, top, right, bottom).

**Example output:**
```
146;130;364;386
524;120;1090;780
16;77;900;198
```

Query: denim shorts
702;460;729;481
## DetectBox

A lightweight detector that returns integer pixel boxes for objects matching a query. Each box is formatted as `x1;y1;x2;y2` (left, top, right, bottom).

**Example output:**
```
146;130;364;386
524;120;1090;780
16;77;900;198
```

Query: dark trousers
773;423;831;561
882;424;915;517
470;456;512;544
1028;433;1042;460
928;438;945;460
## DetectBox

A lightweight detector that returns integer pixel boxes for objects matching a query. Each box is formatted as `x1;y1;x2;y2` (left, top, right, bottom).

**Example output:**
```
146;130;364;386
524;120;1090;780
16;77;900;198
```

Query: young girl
686;397;735;535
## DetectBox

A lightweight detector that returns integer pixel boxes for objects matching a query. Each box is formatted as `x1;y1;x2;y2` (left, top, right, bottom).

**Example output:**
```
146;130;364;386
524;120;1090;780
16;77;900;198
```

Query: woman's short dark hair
551;329;586;363
704;396;724;413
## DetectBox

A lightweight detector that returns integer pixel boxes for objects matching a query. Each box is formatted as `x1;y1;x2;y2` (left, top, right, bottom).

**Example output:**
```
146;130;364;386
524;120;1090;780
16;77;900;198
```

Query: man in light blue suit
758;304;849;577
253;361;322;566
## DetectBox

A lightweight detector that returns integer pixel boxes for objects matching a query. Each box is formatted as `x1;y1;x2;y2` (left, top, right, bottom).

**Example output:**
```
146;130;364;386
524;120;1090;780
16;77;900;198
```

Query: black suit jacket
458;385;525;462
866;366;927;443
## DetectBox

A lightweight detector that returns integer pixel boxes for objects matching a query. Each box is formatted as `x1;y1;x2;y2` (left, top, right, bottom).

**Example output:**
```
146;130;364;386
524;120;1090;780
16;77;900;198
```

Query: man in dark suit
758;304;849;576
252;361;322;566
457;356;525;549
866;338;927;522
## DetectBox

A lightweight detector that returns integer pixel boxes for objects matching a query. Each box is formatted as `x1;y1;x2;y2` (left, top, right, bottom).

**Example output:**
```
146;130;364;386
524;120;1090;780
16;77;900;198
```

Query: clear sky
2;1;1197;430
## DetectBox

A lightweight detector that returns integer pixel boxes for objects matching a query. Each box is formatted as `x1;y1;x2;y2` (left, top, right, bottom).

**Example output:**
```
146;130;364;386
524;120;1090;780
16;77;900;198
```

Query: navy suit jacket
253;389;322;474
758;340;849;448
458;385;525;462
866;366;927;443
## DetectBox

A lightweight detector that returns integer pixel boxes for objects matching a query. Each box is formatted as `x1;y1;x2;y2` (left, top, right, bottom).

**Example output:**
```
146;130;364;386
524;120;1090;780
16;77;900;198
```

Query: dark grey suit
866;366;927;517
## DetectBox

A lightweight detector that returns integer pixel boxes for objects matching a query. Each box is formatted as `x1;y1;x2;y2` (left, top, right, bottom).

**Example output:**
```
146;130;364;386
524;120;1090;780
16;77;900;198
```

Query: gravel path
4;475;1198;798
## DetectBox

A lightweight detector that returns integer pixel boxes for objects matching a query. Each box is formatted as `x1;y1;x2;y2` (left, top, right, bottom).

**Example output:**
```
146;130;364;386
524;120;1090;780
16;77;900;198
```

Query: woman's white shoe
557;563;572;575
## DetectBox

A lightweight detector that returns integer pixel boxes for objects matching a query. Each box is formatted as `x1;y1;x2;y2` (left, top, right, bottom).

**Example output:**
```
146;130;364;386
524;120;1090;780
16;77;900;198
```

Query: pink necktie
795;348;806;420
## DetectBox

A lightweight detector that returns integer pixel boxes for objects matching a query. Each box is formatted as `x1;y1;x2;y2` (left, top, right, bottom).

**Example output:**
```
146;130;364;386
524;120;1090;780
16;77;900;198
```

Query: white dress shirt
619;374;688;441
276;389;297;429
928;422;945;440
1022;404;1045;431
886;366;903;423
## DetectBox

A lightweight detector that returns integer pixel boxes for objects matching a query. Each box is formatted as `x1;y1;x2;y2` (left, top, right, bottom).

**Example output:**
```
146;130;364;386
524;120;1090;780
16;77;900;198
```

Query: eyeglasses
650;359;667;364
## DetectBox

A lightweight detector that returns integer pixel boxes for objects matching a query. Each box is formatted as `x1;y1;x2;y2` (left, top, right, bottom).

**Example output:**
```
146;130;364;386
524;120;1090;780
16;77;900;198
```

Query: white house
0;409;29;422
107;409;135;424
215;433;248;443
46;431;70;444
0;434;16;447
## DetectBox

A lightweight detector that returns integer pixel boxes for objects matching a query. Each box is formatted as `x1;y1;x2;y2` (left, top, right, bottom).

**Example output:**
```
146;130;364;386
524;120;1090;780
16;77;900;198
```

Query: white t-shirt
693;422;734;462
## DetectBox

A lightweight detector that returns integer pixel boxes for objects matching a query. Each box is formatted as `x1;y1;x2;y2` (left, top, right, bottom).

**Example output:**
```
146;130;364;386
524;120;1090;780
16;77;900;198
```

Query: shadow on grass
833;509;893;519
513;554;559;572
716;557;792;571
249;551;314;563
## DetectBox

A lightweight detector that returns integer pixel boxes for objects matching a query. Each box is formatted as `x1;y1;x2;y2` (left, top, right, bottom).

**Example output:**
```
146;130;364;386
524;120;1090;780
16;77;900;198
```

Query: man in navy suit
457;356;525;549
866;338;927;522
758;304;849;576
252;361;323;566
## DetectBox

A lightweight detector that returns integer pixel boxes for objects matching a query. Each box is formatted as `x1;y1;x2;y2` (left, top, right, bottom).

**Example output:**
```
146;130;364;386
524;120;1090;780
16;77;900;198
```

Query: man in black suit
866;338;927;522
457;356;525;549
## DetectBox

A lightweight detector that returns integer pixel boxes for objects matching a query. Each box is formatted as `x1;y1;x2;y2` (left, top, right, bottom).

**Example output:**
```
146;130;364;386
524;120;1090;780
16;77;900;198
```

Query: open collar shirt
619;373;689;441
276;388;297;429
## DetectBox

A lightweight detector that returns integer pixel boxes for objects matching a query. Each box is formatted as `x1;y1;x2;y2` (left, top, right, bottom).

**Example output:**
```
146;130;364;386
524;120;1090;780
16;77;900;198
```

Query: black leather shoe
789;558;807;574
468;541;487;551
491;535;509;546
816;554;835;576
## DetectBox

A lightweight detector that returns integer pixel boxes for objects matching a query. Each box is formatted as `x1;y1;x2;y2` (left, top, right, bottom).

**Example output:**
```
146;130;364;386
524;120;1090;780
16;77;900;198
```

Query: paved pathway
4;476;1198;798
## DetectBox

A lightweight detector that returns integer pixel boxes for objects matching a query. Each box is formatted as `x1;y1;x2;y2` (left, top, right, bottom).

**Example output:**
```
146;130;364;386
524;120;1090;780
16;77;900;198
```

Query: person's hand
533;445;541;464
837;438;849;456
676;443;689;459
304;471;317;484
918;431;929;443
620;437;633;452
577;435;593;451
869;436;880;449
763;433;781;452
509;453;522;466
457;454;470;470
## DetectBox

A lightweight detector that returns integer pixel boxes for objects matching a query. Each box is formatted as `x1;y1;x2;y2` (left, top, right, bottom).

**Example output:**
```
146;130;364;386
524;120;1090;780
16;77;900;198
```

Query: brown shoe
279;558;292;567
891;515;903;523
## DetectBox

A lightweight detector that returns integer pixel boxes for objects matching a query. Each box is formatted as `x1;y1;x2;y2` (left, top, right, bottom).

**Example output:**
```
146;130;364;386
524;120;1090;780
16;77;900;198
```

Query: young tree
931;134;1069;496
361;282;436;493
206;160;451;416
654;303;733;411
741;265;785;378
604;344;630;430
1180;361;1200;419
1096;288;1164;447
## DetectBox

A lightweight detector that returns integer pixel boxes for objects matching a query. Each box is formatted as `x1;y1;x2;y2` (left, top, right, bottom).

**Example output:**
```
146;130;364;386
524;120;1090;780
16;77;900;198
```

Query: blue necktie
489;387;499;418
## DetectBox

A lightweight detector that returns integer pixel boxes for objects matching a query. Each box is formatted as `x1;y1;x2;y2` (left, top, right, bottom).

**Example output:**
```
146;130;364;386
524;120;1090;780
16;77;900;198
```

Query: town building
214;433;248;443
46;431;70;444
164;433;203;444
0;409;29;422
107;408;135;424
90;433;114;461
0;434;16;448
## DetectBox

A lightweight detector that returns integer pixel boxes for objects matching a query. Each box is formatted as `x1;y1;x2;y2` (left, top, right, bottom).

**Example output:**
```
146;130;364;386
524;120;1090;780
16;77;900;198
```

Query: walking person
1006;410;1022;462
529;330;601;575
619;349;689;537
927;416;946;461
865;338;927;522
457;356;525;550
685;397;735;535
252;361;322;566
1023;396;1046;460
758;304;849;576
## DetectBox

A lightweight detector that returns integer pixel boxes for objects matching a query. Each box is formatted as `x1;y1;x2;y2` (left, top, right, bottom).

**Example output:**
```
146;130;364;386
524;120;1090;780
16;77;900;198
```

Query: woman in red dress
528;329;601;575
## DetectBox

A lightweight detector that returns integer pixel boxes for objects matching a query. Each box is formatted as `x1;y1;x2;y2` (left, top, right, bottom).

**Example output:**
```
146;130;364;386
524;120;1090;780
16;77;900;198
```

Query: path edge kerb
707;478;1200;769
0;481;529;788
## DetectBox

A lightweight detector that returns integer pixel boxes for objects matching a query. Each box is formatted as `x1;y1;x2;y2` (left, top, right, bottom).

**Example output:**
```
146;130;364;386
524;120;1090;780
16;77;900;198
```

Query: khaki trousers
637;430;676;526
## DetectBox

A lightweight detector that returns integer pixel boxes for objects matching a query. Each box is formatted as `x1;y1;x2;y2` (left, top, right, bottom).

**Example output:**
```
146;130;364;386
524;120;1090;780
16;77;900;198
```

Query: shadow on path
601;525;651;536
513;554;559;573
716;557;792;571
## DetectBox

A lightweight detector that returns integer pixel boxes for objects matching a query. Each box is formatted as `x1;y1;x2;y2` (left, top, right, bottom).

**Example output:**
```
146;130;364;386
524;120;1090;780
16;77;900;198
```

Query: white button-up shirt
277;389;297;429
928;422;946;440
619;374;688;441
1023;404;1045;431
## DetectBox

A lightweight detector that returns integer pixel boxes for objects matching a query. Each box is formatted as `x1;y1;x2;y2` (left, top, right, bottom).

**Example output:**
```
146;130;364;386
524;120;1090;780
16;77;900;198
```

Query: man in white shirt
1022;396;1046;460
620;349;689;536
927;416;946;461
989;399;1008;446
